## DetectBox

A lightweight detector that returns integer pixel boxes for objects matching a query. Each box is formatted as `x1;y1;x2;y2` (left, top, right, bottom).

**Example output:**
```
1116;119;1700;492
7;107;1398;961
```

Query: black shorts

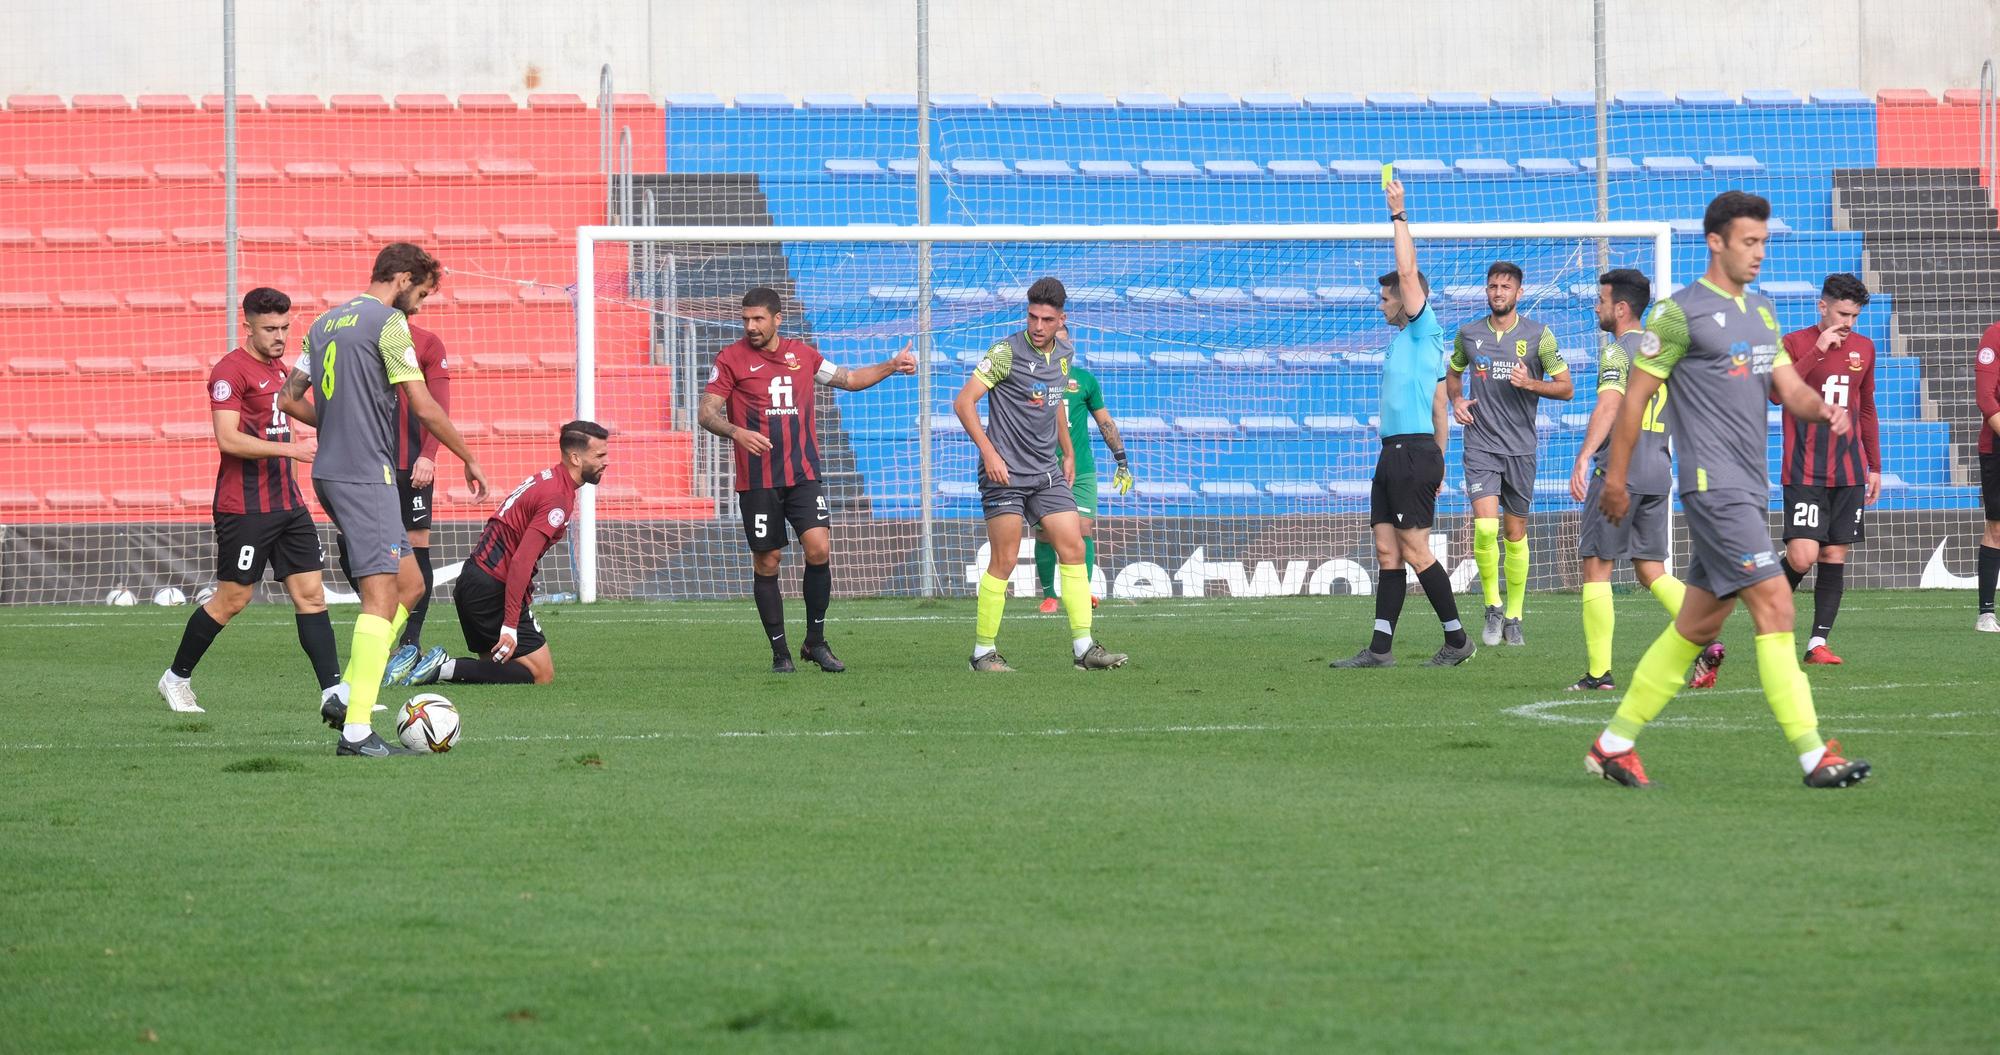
739;481;828;552
396;468;436;532
1983;452;2000;522
1782;484;1865;545
214;507;324;585
1370;434;1443;529
453;562;548;658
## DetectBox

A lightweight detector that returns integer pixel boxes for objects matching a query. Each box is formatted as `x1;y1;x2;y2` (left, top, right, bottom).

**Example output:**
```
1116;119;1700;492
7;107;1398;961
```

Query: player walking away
336;323;453;685
1446;261;1574;647
410;422;607;687
1332;179;1474;669
1566;269;1707;691
157;288;342;714
699;286;916;673
1035;347;1133;614
1775;274;1880;665
1977;317;2000;631
278;242;488;756
1589;191;1870;789
956;277;1127;672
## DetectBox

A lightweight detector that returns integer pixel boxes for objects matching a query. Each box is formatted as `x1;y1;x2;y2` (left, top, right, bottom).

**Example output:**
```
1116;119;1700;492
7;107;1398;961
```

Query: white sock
161;670;188;684
342;723;373;743
1806;636;1827;652
1596;730;1636;754
1072;636;1093;659
972;644;995;659
321;683;348;704
1799;747;1827;773
440;659;457;680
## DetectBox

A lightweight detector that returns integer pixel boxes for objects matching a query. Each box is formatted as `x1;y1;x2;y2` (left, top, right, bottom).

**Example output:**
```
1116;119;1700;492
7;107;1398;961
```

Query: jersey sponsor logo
1728;351;1750;378
1982;347;1996;366
211;379;233;401
1739;549;1776;571
1473;354;1491;379
547;508;565;529
1025;381;1049;407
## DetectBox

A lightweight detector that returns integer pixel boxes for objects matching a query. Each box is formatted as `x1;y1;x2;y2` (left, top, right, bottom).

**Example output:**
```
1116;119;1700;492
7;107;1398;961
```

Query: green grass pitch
3;590;1995;1052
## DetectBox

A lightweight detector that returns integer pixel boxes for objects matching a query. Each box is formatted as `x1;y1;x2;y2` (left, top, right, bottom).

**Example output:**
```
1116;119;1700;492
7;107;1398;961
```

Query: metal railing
1981;59;1996;207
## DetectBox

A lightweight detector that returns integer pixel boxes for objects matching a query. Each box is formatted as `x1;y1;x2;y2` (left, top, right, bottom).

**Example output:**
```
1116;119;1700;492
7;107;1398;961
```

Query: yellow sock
1755;632;1824;756
387;604;410;648
1648;573;1686;617
1607;625;1704;742
1503;536;1529;620
344;614;393;731
1581;581;1614;678
975;573;1007;649
1474;517;1501;608
1058;562;1092;646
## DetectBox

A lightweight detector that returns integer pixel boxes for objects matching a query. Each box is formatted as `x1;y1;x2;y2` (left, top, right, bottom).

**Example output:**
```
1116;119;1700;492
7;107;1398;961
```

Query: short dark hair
741;287;783;315
1377;269;1431;296
370;242;442;285
241;287;291;317
1702;190;1771;239
1597;268;1652;320
1026;276;1067;309
560;419;610;454
1486;261;1524;284
1820;272;1871;307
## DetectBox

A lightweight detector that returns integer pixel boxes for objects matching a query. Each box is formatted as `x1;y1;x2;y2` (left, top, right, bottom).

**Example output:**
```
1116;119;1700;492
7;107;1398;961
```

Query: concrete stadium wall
3;0;1995;98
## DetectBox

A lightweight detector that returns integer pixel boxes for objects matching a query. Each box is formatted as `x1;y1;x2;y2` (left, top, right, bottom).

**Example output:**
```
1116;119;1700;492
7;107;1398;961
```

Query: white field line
1502;680;1994;734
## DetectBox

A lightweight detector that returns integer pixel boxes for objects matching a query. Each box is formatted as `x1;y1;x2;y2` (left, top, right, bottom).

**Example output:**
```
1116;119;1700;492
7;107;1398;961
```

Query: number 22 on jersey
1639;383;1670;433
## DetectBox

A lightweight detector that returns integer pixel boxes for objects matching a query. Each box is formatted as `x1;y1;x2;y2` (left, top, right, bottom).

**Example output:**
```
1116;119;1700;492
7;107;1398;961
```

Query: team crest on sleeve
708;365;720;383
210;379;232;401
975;358;993;375
1638;331;1662;358
547;508;565;529
1982;347;1996;365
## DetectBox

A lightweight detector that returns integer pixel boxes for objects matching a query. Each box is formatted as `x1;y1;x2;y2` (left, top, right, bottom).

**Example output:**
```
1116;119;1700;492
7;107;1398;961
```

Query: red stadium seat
59;294;124;313
45;489;110;510
393;94;454;112
350;160;412;181
453;288;517;307
94;423;159;442
497;224;560;242
75;355;135;372
141;355;203;375
329;94;391;113
537;351;577;371
433;224;493;245
457;93;518;112
112;489;174;508
201;95;263;112
0;165;16;182
527;93;587;112
238;226;299;245
610;92;659;110
27;423;90;442
365;224;428;243
173;226;225;244
161;421;213;441
128;292;189;312
0;228;35;246
413;159;475;180
471;354;534;372
477;158;537;179
176;488;211;508
42;227;103;246
190;292;231;310
520;285;571;307
267;94;326;113
303;226;364;245
236;162;282;182
0;490;40;512
87;163;150;183
136;95;198;113
284;161;344;181
107;227;168;245
8;356;66;374
7;94;66;112
0;293;58;311
1875;88;1936;107
1943;88;1983;107
23;164;86;182
71;95;133;112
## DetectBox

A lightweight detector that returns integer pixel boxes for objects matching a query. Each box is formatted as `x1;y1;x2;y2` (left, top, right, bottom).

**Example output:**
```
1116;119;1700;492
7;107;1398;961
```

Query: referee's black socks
1414;562;1468;649
753;572;788;655
1369;568;1406;654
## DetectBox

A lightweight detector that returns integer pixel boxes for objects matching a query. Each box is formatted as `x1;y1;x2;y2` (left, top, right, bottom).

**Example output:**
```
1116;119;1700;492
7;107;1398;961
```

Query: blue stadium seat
1809;89;1872;107
1328;160;1382;181
802;93;864;111
1127;286;1187;304
1078;159;1139;179
864;93;917;110
1151;351;1210;369
1389;158;1451;180
1217;351;1278;370
1239;414;1301;435
1743;89;1804;108
1189;287;1250;305
1705;155;1766;175
1280;350;1344;369
1181;92;1240;110
1175;416;1239;437
1303;92;1363;111
661;92;724;109
1118;92;1176;109
1081;350;1144;369
1304;414;1366;433
1241;93;1302;110
992;93;1050;110
1135;481;1198;501
1014;159;1075;178
1204;159;1264;178
1267;159;1325;179
1757;280;1819;298
1140;159;1200;178
1366;92;1426;111
935;287;992;305
1615;90;1676;109
1053;93;1115;110
1642;156;1704;176
1454;158;1517;178
1252;286;1313;306
1315;285;1375;305
1116;416;1174;438
949;159;1011;178
1200;481;1263;498
1552;90;1598;110
1519;158;1579;177
887;158;945;177
824;159;887;177
1266;481;1327;497
1492;92;1553;109
734;93;793;110
1676;90;1737;109
1429;92;1489;110
868;286;920;305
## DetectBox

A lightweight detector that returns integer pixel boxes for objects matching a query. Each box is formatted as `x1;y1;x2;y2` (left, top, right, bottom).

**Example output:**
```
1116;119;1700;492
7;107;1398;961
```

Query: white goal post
572;222;1674;604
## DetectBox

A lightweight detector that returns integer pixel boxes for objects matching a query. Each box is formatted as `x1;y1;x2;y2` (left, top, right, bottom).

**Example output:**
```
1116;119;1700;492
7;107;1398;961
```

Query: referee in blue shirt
1334;179;1476;668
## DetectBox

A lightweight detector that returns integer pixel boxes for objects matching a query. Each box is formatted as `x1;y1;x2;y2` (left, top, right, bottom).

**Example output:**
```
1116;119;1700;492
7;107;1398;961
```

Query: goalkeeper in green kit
1036;331;1134;612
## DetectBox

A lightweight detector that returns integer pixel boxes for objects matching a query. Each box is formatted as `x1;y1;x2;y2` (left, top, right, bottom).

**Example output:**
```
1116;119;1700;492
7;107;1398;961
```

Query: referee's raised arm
1386;179;1426;320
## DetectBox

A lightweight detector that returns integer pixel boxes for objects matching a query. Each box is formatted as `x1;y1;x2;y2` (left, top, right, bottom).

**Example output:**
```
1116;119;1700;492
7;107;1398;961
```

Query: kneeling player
414;421;607;686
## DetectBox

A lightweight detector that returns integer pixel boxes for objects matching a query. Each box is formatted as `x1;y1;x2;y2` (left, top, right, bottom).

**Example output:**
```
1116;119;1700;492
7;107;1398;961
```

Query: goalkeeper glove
1111;454;1134;495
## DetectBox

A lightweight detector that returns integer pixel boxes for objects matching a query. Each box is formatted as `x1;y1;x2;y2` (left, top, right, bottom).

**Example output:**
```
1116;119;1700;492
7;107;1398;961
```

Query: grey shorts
1681;489;1782;599
980;470;1079;525
1579;477;1671;562
1464;447;1535;518
315;477;412;579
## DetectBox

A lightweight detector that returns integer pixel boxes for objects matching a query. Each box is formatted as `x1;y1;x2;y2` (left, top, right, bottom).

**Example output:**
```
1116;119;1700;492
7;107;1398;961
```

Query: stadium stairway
1843;166;2000;483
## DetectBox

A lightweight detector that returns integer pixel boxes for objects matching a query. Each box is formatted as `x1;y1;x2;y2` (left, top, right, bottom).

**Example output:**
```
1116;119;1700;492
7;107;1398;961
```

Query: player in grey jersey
1588;191;1870;791
1447;261;1573;646
954;277;1125;672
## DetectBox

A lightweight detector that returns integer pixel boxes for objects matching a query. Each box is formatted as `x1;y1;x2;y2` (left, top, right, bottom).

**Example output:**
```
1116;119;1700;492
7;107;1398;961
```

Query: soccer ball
152;587;188;606
104;588;137;606
396;694;462;753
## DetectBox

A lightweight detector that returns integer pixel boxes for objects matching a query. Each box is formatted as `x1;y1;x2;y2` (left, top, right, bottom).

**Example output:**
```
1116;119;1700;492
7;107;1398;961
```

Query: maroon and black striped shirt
1779;326;1880;487
704;337;828;492
393;324;451;471
208;347;305;515
470;465;580;628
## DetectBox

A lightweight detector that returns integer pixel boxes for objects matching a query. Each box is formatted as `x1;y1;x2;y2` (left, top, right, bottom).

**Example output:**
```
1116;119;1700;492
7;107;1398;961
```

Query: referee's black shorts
1370;433;1444;530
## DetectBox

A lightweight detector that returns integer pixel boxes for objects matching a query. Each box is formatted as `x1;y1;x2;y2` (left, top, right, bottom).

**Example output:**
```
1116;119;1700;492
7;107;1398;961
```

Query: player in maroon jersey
157;288;343;714
698;286;916;673
1774;273;1880;665
410;421;608;686
1974;319;2000;632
